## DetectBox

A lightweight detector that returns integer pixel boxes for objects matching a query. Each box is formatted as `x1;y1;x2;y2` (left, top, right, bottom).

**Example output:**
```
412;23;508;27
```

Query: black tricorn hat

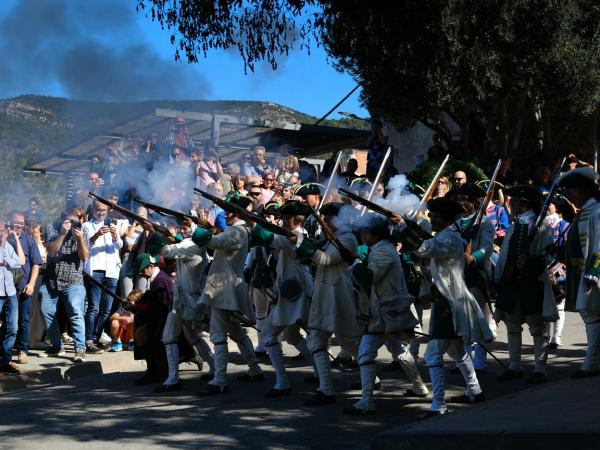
320;202;344;217
453;183;486;200
295;183;323;197
226;192;253;209
558;167;599;189
278;200;314;217
427;197;466;216
506;185;543;208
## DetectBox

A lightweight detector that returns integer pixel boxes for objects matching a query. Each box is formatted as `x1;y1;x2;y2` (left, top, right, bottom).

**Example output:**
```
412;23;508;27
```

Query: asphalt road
0;311;589;449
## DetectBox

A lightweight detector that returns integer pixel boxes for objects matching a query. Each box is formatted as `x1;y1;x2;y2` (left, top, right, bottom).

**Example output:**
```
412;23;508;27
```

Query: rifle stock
88;192;172;238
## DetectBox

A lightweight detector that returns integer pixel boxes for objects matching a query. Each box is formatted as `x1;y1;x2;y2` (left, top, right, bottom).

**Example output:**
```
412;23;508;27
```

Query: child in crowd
109;289;142;352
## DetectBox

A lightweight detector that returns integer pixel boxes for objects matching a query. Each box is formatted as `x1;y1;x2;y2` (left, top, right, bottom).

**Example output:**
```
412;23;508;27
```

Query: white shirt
82;219;123;279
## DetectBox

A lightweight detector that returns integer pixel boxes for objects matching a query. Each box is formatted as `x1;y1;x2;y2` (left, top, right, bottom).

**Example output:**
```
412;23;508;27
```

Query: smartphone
110;219;118;226
104;218;111;227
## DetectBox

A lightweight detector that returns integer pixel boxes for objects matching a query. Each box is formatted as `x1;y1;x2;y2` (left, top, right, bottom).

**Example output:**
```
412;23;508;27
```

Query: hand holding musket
338;188;433;240
194;188;293;237
134;198;214;232
309;208;356;264
88;192;173;238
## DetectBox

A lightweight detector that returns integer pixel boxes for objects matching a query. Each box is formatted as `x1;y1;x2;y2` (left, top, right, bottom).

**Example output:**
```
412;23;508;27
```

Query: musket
134;198;213;230
410;153;450;220
338;188;433;240
88;192;172;238
310;208;356;264
530;156;567;240
83;272;128;305
318;150;343;210
194;188;293;237
361;146;392;216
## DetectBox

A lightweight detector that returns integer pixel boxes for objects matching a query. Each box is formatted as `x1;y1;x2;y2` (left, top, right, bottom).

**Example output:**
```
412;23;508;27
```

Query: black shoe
303;390;336;406
448;392;486;404
382;361;402;372
290;353;305;361
135;372;161;385
197;384;230;396
86;343;104;354
527;372;546;384
200;373;214;382
571;369;600;379
265;386;292;398
237;373;265;382
417;410;444;420
548;342;559;351
349;380;381;391
475;368;487;376
304;375;319;384
448;367;460;375
154;380;183;393
254;351;267;358
343;406;374;416
403;388;428;398
497;369;523;381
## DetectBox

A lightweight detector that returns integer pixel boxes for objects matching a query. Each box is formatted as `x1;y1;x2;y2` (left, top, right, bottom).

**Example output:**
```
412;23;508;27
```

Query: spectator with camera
8;211;43;365
242;146;272;185
83;200;123;354
0;221;24;373
40;211;89;362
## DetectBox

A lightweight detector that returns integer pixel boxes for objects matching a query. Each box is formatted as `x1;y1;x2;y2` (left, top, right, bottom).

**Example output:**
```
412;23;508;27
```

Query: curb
0;352;143;394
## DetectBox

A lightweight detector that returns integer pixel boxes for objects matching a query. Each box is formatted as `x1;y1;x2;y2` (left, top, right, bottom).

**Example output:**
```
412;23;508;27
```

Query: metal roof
24;107;370;174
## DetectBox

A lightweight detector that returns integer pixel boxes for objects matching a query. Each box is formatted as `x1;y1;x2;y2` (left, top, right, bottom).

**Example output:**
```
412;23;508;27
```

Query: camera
70;220;82;230
4;224;12;231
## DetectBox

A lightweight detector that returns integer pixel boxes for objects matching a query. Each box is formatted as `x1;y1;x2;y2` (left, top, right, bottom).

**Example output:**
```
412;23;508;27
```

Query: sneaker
17;351;29;365
73;349;86;363
0;362;21;374
109;341;123;352
125;340;134;351
99;331;113;346
86;342;104;354
61;332;74;344
39;346;66;357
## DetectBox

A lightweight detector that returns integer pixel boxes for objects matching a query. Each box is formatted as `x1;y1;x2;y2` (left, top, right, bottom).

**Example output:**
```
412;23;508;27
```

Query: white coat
200;221;255;322
160;238;209;321
309;232;360;337
572;198;600;313
414;226;493;343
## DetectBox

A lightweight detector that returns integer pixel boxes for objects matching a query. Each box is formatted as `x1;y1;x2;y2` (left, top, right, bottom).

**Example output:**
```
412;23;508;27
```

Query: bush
408;159;488;189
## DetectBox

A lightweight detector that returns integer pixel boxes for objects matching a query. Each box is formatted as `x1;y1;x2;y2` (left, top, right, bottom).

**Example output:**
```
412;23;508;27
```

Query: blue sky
0;0;367;120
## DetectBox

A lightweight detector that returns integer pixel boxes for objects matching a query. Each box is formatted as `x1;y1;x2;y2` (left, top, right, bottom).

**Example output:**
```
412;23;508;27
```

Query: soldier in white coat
251;200;317;398
295;202;361;406
147;223;215;393
344;216;429;415
494;186;557;383
392;197;493;419
557;168;600;378
452;184;496;372
192;194;264;395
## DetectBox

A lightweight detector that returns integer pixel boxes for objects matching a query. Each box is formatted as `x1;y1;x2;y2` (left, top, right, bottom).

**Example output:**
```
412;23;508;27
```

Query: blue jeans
40;284;86;351
16;294;32;352
0;295;18;364
85;271;117;342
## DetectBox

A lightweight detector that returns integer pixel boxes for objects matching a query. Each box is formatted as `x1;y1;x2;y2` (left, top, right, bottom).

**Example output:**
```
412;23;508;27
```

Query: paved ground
0;311;592;449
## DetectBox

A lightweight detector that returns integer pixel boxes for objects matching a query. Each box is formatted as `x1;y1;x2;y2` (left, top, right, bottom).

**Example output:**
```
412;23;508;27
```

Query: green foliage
409;159;487;189
138;1;600;163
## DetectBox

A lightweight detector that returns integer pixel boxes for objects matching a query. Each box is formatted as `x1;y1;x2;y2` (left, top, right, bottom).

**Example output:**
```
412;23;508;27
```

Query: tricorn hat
295;183;323;197
427;197;466;216
558;167;599;189
278;200;314;217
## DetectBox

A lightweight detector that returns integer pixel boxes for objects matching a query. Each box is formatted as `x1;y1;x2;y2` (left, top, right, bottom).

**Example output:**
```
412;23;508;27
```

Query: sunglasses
264;178;274;182
249;192;261;196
